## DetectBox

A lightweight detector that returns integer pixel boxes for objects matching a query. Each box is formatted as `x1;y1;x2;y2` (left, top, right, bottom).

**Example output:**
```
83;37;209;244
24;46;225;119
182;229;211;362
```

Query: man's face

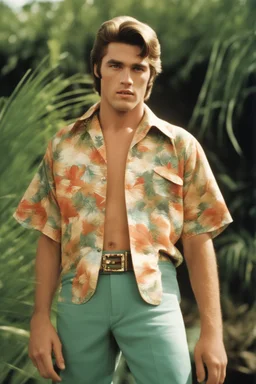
95;42;151;113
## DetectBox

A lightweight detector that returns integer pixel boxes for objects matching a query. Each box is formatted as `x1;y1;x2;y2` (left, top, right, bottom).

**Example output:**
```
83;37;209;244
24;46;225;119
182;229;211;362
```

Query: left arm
183;233;227;384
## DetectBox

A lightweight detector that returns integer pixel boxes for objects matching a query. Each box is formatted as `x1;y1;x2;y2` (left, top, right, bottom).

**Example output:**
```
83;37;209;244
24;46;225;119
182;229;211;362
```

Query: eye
110;63;121;69
133;66;144;72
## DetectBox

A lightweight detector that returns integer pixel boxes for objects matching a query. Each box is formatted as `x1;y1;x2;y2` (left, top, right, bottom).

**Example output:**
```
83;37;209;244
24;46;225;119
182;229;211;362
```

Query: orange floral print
13;102;232;305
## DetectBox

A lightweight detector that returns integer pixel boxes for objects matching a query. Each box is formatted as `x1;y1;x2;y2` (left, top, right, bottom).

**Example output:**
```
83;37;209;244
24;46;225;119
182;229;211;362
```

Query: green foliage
183;3;256;303
222;299;256;374
0;59;98;383
1;0;255;80
216;230;256;301
188;30;256;155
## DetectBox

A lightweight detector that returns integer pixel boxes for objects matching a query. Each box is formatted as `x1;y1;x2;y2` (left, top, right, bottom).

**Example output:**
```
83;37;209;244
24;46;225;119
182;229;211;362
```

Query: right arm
29;233;65;382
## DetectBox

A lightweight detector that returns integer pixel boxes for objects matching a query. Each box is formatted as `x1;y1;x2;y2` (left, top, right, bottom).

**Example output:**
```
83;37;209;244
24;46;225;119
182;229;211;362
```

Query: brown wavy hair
90;16;162;101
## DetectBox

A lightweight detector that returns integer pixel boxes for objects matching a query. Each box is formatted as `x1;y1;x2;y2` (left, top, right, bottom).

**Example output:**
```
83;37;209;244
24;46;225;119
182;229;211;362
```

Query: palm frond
216;229;256;300
0;59;97;384
188;30;256;155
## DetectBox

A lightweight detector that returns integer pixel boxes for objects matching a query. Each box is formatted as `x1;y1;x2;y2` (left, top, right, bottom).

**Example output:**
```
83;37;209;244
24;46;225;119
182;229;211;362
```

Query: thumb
194;347;205;383
52;337;65;370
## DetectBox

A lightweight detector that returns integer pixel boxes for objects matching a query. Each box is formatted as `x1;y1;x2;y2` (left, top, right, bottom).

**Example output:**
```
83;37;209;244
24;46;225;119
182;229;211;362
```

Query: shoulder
156;117;199;150
153;116;209;167
50;102;99;149
53;121;77;141
43;123;74;156
49;117;89;151
146;105;194;145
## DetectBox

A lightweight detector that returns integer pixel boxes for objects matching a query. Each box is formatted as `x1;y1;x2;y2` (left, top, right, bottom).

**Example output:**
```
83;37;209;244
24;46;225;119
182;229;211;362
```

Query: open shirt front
13;102;233;305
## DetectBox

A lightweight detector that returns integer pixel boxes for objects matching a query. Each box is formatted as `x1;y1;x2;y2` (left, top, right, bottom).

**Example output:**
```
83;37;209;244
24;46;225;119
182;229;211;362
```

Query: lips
117;90;134;95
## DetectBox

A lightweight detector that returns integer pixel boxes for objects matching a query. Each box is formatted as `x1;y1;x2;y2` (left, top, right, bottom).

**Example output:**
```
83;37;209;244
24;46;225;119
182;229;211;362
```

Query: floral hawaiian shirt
13;102;233;305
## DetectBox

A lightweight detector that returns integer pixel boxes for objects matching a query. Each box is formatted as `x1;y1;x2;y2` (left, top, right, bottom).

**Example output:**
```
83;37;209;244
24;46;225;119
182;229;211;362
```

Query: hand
29;313;65;382
194;335;227;384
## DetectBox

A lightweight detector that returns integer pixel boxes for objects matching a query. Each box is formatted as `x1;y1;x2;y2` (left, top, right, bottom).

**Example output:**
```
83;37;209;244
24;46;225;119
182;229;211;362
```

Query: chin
113;101;135;113
116;106;134;113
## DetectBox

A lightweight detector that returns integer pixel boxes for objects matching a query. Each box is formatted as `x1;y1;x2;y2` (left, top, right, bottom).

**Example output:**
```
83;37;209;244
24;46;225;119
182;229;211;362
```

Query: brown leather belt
99;250;171;274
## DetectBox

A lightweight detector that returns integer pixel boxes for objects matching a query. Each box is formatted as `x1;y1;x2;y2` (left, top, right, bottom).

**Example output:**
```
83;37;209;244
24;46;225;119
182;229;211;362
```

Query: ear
94;64;100;78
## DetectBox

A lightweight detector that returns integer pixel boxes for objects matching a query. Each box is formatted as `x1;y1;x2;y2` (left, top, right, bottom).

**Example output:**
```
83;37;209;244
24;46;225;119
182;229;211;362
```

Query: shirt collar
70;101;174;140
141;103;174;139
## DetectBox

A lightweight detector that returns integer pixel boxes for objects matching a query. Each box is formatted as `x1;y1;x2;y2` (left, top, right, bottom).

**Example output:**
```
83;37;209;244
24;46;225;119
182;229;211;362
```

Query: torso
102;128;136;251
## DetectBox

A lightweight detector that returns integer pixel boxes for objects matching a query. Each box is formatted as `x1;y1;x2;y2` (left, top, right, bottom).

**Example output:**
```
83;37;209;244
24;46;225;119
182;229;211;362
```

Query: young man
14;16;232;384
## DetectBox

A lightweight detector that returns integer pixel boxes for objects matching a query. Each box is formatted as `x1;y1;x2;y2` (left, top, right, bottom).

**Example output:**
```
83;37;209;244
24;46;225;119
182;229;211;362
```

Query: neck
99;100;144;133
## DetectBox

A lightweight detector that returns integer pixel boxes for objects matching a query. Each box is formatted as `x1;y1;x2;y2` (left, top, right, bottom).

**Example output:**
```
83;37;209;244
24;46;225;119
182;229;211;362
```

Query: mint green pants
56;260;192;384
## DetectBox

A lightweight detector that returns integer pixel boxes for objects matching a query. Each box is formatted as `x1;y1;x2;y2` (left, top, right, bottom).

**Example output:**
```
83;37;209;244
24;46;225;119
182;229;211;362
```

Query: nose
120;69;133;86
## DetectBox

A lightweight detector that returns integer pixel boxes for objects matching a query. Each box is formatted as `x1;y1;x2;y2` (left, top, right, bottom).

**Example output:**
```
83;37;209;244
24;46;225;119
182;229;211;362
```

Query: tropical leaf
0;58;97;384
188;30;256;155
216;229;256;301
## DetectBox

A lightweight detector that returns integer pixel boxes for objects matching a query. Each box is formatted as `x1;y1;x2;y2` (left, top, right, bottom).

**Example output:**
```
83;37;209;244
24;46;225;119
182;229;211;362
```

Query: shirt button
97;248;102;252
101;177;106;182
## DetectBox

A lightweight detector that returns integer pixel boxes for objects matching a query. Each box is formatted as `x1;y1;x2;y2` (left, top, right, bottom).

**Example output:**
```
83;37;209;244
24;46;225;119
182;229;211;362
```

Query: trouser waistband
99;250;172;274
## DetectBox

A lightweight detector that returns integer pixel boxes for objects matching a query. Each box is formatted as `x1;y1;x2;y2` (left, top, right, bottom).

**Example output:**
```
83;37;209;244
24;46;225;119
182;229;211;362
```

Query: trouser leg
111;261;192;384
55;273;119;384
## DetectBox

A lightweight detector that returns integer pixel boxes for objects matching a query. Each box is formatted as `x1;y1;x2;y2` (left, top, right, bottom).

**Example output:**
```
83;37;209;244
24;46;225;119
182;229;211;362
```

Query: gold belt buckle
102;253;125;272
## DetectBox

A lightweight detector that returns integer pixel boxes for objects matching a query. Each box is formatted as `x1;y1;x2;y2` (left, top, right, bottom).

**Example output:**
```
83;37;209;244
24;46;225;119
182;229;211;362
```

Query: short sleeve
181;137;233;239
13;140;61;242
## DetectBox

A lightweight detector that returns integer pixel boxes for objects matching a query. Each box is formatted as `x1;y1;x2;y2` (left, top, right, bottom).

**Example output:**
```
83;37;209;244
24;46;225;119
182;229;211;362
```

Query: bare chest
102;130;135;250
104;131;134;187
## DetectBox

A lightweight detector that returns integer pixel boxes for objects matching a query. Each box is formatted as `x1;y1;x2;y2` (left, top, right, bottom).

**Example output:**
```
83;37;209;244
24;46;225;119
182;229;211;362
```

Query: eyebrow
106;59;148;70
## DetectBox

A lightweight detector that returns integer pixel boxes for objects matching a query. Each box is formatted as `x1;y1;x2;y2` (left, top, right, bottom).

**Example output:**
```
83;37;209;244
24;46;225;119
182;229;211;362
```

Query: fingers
205;364;219;384
41;352;62;382
194;350;206;383
28;315;65;382
205;360;227;384
219;361;226;383
29;349;62;382
52;337;65;370
194;338;227;384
